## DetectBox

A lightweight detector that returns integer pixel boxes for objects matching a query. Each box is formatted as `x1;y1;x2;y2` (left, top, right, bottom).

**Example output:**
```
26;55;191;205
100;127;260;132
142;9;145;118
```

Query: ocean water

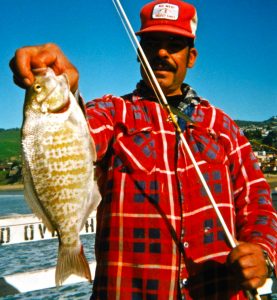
0;190;94;299
0;190;31;216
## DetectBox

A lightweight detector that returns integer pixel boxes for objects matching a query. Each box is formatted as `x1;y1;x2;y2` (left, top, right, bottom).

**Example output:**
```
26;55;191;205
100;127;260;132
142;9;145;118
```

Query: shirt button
182;278;187;287
183;242;189;248
204;227;211;233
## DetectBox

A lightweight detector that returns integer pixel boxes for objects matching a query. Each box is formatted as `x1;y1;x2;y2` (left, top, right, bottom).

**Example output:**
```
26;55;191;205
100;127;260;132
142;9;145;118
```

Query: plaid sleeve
223;115;277;271
85;95;124;160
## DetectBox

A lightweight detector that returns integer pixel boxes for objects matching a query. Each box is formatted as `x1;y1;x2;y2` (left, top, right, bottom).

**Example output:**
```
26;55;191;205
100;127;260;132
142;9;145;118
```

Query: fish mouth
37;84;70;114
43;85;58;101
31;68;71;113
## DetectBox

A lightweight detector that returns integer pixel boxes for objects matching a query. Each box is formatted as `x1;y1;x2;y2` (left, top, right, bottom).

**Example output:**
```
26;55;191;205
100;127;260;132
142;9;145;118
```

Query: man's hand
227;242;268;290
9;43;79;93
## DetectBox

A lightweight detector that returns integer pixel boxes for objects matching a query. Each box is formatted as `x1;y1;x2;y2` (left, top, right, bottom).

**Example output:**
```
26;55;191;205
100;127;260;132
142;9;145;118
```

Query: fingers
236;255;266;289
48;48;79;92
10;43;79;92
66;66;79;93
10;44;57;89
227;242;268;290
10;48;33;88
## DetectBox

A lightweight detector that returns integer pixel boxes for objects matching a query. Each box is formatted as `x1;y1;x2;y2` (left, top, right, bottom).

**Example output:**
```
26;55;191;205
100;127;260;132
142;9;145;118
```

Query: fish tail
55;244;92;286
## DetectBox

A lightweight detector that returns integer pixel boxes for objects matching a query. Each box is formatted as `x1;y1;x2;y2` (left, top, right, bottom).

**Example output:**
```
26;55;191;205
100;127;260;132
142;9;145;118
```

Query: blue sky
1;0;276;129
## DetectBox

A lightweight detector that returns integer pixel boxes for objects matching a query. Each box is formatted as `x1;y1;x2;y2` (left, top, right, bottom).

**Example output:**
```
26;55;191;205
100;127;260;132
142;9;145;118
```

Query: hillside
235;116;277;128
235;116;277;151
0;128;21;162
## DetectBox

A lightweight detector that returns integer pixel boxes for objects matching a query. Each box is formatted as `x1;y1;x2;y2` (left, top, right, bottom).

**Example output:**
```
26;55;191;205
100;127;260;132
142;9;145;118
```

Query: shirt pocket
113;126;156;174
186;126;226;164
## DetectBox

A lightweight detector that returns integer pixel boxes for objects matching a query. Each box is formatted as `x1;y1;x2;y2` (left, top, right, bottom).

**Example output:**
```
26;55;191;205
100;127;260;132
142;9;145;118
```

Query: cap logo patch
152;3;179;20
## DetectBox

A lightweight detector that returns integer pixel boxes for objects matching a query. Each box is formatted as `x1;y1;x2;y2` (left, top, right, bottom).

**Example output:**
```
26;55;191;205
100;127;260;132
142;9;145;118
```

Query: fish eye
34;84;42;93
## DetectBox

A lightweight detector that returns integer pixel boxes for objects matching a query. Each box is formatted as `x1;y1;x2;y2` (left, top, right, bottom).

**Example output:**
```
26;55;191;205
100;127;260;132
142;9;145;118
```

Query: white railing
1;262;96;295
0;213;97;297
0;212;96;245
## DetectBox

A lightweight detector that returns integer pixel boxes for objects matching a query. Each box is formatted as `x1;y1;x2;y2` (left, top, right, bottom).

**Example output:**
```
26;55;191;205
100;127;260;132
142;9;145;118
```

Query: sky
0;0;276;129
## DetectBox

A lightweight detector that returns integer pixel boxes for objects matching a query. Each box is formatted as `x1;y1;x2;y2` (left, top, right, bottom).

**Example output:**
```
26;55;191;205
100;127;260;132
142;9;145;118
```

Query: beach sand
0;184;23;191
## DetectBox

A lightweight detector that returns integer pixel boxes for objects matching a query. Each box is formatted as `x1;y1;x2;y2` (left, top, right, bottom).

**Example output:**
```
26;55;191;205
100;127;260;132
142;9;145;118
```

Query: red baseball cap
136;0;197;38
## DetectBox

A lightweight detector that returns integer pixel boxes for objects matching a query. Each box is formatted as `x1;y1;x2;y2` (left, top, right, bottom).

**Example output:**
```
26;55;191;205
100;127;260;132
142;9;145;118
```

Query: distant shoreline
265;174;277;191
0;184;23;191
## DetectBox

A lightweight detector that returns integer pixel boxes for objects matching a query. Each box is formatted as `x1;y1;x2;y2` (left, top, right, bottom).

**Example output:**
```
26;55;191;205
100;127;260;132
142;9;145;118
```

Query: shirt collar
133;80;201;112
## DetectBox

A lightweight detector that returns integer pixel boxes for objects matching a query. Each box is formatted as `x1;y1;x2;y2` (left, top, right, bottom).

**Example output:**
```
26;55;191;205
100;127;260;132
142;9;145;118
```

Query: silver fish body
21;68;100;286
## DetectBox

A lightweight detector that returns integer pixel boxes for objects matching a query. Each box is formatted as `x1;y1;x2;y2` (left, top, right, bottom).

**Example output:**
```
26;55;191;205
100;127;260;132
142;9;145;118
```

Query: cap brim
136;25;195;38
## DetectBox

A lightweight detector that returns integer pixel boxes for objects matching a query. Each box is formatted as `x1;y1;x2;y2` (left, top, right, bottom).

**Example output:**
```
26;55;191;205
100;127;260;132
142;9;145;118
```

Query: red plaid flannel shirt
86;88;277;300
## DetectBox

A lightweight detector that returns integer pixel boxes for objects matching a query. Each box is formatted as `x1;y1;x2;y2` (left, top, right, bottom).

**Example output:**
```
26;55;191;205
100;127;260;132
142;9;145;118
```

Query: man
10;0;276;299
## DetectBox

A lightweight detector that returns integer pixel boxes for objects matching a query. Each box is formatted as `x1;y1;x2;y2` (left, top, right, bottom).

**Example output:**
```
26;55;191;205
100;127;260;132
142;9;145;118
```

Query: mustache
149;58;176;72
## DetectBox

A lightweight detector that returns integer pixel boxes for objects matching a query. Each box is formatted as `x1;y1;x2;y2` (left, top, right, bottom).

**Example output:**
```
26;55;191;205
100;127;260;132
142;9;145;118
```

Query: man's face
140;33;197;96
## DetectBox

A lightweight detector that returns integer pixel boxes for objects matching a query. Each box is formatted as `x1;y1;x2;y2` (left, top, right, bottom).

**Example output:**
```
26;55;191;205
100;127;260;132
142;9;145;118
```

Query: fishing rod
112;1;261;299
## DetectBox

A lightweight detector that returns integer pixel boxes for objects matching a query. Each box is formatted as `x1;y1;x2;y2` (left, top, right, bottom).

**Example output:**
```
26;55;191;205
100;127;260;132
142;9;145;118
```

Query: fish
21;67;101;286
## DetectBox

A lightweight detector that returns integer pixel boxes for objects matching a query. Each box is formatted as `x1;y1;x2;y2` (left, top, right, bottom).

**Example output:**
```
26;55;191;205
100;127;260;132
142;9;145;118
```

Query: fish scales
21;68;101;286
